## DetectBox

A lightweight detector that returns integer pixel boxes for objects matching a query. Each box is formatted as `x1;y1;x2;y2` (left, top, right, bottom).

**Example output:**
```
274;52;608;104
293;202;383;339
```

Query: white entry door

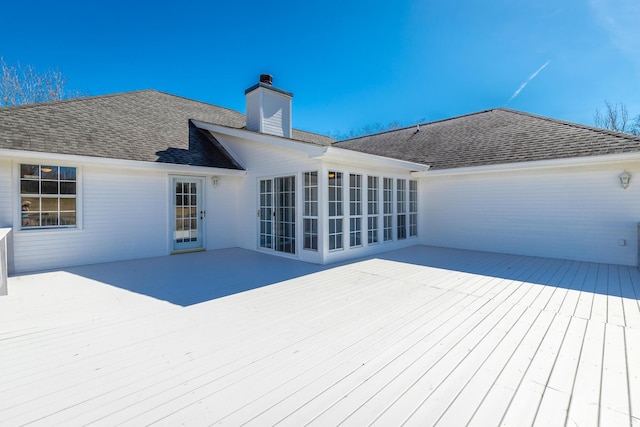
258;176;296;254
172;176;205;252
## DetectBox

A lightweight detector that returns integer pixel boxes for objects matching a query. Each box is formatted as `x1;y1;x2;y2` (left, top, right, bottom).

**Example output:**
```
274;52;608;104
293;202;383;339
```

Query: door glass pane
275;176;295;254
173;178;201;247
259;179;273;249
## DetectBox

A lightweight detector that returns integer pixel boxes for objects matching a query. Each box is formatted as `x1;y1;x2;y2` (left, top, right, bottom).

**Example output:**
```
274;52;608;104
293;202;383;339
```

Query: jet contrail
507;60;551;104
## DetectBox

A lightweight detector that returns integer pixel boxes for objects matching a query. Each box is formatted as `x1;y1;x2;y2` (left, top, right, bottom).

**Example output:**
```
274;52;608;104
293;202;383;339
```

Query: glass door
259;179;273;250
275;176;295;254
172;176;204;252
258;176;296;254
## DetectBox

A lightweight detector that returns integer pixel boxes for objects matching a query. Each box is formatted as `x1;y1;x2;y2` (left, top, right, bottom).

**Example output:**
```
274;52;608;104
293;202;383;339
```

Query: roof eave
315;147;431;172
0;148;248;177
415;151;640;177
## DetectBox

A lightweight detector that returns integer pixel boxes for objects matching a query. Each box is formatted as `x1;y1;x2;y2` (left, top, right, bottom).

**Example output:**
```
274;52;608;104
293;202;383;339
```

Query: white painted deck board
1;246;639;426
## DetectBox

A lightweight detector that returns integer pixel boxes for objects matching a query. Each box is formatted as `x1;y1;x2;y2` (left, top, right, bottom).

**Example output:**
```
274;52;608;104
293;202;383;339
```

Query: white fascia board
414;151;640;177
315;147;431;172
0;148;247;177
191;120;326;157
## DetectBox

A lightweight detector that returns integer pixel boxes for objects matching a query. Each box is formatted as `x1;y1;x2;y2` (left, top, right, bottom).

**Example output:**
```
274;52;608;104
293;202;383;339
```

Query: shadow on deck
59;245;640;307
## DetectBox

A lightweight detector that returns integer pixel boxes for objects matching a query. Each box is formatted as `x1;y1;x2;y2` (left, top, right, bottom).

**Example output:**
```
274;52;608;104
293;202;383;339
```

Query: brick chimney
245;74;293;138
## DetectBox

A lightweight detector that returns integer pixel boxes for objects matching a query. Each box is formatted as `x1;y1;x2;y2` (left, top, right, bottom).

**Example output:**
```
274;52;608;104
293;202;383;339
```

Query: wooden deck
1;246;639;426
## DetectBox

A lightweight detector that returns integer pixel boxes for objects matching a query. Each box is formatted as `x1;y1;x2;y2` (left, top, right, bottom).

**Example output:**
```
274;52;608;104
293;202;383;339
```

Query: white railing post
0;228;11;296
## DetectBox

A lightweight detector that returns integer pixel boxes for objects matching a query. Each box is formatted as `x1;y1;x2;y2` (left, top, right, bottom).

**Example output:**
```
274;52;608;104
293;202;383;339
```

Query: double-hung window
20;164;77;229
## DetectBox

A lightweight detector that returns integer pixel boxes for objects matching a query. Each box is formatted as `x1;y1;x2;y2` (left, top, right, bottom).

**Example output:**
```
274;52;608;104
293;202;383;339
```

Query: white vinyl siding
421;162;640;266
6;160;243;274
11;165;168;272
244;87;292;138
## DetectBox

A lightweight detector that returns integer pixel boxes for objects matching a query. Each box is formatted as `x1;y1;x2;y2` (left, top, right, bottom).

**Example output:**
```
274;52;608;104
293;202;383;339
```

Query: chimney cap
259;74;273;85
244;74;293;97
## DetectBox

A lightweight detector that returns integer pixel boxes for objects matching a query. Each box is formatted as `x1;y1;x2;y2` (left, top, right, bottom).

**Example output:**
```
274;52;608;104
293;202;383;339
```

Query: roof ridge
293;128;335;140
335;107;640;145
493;107;640;142
0;89;163;111
148;90;245;116
0;89;246;116
334;108;499;143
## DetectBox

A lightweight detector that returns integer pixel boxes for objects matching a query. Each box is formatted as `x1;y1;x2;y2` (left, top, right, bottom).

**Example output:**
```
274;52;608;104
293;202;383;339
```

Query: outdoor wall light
619;171;631;189
211;176;220;187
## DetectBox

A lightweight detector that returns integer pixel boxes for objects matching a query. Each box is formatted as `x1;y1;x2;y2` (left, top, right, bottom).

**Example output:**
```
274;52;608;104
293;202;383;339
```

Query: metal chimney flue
259;74;273;85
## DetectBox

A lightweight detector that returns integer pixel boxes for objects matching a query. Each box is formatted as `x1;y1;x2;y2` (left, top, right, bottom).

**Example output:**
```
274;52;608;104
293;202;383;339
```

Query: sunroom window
20;164;77;229
397;179;407;240
349;174;362;247
367;176;379;244
383;178;393;241
328;171;343;251
409;180;418;237
303;171;318;251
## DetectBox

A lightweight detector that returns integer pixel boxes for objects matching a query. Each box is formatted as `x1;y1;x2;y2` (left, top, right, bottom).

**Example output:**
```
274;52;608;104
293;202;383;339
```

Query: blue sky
1;0;639;136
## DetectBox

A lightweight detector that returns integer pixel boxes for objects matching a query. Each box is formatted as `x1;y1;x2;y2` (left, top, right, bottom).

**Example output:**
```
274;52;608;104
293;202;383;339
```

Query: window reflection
20;164;77;229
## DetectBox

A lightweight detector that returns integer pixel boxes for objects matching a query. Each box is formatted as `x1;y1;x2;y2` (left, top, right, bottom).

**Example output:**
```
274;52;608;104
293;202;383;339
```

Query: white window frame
397;178;407;240
17;163;80;231
328;170;343;251
383;177;394;242
367;176;379;245
303;171;318;251
409;180;418;237
349;173;363;248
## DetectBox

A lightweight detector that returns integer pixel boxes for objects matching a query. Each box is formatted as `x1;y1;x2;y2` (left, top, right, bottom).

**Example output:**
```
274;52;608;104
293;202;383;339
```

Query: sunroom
195;121;430;265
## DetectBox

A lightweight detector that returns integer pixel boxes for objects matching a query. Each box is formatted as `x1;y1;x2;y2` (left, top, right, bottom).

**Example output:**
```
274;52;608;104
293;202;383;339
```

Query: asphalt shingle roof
0;90;334;168
334;108;640;170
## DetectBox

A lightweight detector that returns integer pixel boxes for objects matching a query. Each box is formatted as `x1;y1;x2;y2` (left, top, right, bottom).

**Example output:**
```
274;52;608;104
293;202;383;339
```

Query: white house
1;74;640;274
